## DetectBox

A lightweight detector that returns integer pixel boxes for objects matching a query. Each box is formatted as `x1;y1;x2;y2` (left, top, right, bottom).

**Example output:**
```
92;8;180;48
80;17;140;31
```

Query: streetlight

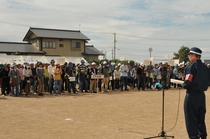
148;47;153;58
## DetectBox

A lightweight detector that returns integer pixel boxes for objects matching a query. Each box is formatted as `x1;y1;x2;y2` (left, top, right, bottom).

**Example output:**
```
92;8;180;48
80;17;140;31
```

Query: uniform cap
81;60;85;63
50;59;55;63
68;62;73;67
38;62;42;65
189;47;202;55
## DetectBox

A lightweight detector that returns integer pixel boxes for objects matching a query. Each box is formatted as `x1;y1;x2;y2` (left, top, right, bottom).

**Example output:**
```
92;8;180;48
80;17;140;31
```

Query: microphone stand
144;87;174;139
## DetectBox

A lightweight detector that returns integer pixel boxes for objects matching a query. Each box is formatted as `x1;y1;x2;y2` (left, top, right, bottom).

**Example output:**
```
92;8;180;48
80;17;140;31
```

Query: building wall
84;55;99;62
30;39;40;50
35;38;85;57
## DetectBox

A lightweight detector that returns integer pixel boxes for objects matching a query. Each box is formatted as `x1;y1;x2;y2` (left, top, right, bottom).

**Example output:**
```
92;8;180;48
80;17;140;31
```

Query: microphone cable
165;87;182;132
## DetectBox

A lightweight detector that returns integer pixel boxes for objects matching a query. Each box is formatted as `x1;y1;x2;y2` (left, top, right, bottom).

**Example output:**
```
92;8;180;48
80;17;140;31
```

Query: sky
0;0;210;63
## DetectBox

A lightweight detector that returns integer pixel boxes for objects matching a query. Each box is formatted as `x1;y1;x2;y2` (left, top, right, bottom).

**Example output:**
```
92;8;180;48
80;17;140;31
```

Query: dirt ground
1;88;210;139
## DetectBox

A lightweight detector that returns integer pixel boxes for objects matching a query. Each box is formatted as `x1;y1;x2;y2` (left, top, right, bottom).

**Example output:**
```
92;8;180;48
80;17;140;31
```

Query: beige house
0;27;104;62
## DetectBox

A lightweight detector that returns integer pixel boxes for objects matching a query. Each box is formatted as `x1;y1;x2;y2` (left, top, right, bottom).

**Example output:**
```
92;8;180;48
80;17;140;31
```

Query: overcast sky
1;0;210;63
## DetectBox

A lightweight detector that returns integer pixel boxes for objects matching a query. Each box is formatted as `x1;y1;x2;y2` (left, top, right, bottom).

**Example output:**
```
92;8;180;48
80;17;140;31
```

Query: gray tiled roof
0;42;45;54
83;45;104;55
23;27;90;41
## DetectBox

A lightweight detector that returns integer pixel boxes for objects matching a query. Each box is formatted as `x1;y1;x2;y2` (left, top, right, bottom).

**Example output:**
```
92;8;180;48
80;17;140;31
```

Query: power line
117;33;210;41
2;20;210;42
0;21;29;27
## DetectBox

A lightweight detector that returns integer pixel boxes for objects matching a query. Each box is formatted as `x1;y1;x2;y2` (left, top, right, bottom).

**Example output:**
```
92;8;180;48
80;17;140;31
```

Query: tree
173;46;190;63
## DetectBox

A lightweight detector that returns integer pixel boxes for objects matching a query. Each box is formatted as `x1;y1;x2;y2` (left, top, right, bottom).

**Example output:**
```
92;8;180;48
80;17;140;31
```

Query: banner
56;57;66;64
143;60;150;65
91;74;104;79
68;77;75;82
168;60;174;66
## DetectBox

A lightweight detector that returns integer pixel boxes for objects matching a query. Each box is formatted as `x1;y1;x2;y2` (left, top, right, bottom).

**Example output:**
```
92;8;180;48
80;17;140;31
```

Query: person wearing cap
182;47;210;139
153;64;161;84
108;60;115;91
145;61;154;90
160;62;169;88
100;61;110;92
36;62;45;96
31;63;38;94
48;59;56;94
78;59;88;92
8;63;20;97
136;63;145;91
18;64;24;95
88;62;98;93
53;64;62;95
65;62;77;94
23;63;32;97
0;65;10;96
172;64;179;88
131;64;138;89
61;62;68;92
119;60;129;91
113;65;120;90
43;63;50;93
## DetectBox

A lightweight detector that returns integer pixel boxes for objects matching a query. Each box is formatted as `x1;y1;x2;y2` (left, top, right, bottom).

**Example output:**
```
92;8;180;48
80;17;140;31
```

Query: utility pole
112;49;113;60
113;33;116;60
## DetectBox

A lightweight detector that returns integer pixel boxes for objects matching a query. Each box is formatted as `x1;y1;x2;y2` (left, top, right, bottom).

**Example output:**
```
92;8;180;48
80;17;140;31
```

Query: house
0;27;104;62
0;42;45;55
83;45;104;62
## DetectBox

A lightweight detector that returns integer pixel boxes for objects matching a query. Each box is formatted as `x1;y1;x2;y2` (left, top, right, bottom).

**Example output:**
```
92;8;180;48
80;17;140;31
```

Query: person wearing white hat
100;61;110;92
182;47;210;139
36;62;45;96
119;60;129;91
88;62;98;93
108;60;115;91
8;63;20;97
48;59;56;94
113;66;120;90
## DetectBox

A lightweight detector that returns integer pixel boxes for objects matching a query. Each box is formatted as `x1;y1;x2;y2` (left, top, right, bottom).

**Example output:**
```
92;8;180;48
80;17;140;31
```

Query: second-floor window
72;42;81;48
42;41;56;48
59;44;64;47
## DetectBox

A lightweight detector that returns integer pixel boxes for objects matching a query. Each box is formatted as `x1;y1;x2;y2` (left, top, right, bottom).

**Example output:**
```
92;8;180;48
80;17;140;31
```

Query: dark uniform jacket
182;60;210;92
87;68;98;80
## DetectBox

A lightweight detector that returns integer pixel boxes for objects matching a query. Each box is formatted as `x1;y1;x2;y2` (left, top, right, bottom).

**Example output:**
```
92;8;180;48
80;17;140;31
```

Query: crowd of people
0;58;210;97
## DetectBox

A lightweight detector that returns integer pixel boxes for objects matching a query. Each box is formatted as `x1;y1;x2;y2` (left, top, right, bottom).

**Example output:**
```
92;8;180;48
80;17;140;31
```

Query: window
59;44;64;47
72;42;81;48
42;41;56;48
59;39;63;41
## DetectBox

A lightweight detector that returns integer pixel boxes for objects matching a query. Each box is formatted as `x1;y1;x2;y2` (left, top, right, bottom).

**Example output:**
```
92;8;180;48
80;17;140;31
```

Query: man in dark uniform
182;47;210;139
